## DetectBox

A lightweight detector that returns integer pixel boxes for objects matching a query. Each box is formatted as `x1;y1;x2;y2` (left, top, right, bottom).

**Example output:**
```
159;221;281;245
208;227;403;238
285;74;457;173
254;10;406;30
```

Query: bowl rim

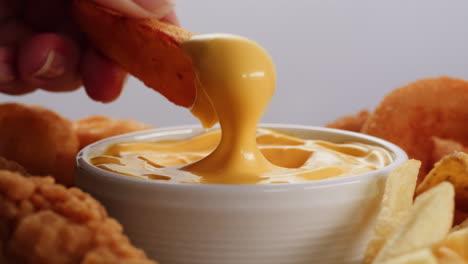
76;124;408;192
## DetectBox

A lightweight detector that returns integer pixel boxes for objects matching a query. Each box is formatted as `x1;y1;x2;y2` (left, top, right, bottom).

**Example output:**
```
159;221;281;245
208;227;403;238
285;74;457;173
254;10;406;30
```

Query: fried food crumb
0;170;157;264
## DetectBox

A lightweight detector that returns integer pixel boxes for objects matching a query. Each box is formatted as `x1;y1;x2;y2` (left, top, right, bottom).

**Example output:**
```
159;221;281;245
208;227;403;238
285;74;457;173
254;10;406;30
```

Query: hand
0;0;178;102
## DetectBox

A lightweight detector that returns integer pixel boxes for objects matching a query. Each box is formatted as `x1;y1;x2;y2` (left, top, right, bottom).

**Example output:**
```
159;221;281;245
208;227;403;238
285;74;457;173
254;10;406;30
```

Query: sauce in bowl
90;34;392;184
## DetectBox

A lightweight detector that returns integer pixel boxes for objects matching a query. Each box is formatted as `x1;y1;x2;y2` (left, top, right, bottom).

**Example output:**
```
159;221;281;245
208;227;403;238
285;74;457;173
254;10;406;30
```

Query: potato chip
435;247;467;264
416;152;468;212
364;160;421;264
373;182;454;263
380;248;437;264
443;227;468;260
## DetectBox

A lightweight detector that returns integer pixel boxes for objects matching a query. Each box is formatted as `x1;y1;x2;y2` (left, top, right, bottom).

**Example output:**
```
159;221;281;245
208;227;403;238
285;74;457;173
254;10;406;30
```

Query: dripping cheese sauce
90;34;393;184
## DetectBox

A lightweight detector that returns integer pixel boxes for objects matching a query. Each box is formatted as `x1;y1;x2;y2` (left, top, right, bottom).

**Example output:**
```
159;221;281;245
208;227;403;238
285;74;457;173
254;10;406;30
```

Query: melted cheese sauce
90;128;392;184
90;34;393;184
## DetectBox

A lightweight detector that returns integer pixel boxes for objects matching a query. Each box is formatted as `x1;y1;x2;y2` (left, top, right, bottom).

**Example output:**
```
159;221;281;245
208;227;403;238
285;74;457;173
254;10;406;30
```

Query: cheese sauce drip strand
181;34;277;184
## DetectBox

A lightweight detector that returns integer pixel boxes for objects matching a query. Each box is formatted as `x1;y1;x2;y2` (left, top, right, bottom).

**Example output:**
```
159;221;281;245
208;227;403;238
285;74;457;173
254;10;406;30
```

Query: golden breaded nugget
75;115;153;150
361;77;468;180
0;169;158;264
0;103;78;186
0;156;30;176
326;110;371;132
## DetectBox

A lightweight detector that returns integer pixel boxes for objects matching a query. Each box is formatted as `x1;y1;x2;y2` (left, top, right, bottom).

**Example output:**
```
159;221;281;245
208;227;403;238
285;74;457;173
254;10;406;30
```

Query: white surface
1;0;468;126
76;125;408;264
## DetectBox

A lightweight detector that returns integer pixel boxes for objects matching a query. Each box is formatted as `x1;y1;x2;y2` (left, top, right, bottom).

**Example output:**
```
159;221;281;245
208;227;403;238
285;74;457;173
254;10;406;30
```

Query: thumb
93;0;175;20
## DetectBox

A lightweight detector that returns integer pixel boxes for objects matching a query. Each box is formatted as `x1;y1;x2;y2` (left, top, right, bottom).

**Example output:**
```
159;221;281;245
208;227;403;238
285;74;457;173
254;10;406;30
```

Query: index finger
93;0;175;19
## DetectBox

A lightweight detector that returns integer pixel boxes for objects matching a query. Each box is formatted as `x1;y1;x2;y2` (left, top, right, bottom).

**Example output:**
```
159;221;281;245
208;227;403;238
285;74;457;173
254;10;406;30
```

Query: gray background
2;0;468;127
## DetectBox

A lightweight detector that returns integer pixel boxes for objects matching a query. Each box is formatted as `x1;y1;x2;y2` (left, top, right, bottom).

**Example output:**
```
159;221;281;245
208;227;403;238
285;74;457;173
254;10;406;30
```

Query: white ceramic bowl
75;124;407;264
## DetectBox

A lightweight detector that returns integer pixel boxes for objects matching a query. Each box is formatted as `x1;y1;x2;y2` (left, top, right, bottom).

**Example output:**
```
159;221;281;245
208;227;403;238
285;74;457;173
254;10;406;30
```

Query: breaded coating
361;77;468;180
0;157;30;176
0;170;157;264
326;110;371;132
74;116;153;150
0;103;79;186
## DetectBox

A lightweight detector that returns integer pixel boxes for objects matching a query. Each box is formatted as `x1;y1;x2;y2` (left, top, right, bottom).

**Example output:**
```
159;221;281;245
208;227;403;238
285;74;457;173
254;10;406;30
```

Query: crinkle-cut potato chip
364;160;421;264
373;182;454;264
0;103;78;186
380;248;438;264
361;77;468;179
435;247;468;264
416;152;468;212
432;137;468;165
75;115;153;150
73;0;196;107
325;109;371;132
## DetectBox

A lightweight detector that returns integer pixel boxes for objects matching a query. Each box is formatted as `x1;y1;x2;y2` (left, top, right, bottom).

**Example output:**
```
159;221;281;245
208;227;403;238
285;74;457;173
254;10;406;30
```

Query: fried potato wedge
75;115;153;150
380;248;438;264
73;0;196;107
364;160;421;264
0;103;78;186
416;152;468;212
373;182;454;263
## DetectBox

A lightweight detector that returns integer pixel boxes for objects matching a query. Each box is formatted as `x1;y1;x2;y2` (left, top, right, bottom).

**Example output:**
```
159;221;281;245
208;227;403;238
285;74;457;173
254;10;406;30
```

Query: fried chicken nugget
0;103;79;186
361;77;468;179
75;116;153;150
0;157;30;176
0;169;157;264
326;110;371;132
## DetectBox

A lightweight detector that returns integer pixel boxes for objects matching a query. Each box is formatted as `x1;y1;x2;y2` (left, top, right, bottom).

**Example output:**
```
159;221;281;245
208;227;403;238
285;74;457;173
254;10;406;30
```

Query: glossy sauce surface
90;128;393;184
90;34;393;184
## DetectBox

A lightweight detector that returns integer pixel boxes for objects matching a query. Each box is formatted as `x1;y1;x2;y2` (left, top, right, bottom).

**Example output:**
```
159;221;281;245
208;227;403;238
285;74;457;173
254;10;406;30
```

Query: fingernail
134;0;175;19
33;50;65;79
0;62;15;83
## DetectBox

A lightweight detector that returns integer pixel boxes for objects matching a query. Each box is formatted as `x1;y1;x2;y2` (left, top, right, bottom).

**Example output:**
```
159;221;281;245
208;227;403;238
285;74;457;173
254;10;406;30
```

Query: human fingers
17;33;81;92
0;46;36;95
81;48;127;102
160;9;179;26
0;0;24;22
0;19;32;46
94;0;175;19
